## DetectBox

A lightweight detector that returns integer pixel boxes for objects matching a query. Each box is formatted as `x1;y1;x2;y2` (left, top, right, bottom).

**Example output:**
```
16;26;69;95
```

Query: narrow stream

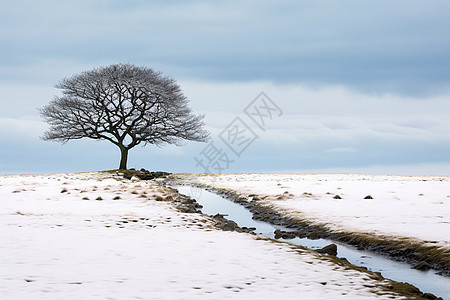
172;185;450;299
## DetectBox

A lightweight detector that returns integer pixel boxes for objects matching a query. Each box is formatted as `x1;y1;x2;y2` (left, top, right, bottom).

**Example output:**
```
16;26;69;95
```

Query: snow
187;173;450;250
1;172;409;299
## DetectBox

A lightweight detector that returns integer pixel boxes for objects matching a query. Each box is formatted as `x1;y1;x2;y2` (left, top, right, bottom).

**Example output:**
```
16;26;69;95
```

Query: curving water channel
172;185;450;299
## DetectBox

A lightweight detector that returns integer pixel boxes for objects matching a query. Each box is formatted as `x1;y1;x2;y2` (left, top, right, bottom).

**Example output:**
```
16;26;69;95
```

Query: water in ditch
172;185;450;299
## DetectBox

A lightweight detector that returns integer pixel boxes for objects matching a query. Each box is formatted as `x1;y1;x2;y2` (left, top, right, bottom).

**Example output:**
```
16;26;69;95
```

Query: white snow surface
1;172;408;299
189;173;450;250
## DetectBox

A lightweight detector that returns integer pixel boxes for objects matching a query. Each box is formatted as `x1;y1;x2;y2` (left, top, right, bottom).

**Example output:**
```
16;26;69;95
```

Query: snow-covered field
186;173;450;251
1;172;410;299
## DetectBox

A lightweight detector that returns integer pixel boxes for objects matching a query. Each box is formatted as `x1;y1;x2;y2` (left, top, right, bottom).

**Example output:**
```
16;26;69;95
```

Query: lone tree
40;63;210;170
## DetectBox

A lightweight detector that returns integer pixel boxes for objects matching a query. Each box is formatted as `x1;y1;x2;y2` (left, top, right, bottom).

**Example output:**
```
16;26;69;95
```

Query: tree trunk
119;147;129;170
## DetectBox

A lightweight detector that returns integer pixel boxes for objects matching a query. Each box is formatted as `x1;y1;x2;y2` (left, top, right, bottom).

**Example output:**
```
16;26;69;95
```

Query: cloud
0;117;45;141
1;1;450;175
276;162;450;177
1;0;450;94
181;80;450;141
1;80;450;175
175;81;450;174
324;147;356;153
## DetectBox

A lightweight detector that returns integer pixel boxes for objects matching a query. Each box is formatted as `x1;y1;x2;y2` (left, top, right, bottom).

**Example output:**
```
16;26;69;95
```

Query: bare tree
40;63;210;170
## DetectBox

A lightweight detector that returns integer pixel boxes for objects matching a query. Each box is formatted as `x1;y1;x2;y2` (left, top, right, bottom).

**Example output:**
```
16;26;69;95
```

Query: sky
1;0;450;175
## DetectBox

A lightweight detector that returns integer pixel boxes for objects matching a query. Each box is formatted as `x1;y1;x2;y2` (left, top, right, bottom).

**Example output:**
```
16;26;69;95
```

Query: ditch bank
198;184;450;278
163;181;447;299
117;169;449;278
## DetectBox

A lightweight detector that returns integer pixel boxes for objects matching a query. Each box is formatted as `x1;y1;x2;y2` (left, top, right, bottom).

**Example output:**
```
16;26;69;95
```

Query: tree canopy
40;63;209;169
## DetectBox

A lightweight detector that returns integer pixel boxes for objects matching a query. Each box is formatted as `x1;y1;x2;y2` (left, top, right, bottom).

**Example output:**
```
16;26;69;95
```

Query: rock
222;220;238;231
364;195;373;199
294;231;307;238
177;203;199;213
281;232;296;239
333;194;342;199
307;232;323;240
212;214;239;231
317;244;338;256
122;170;171;181
273;229;296;239
239;227;256;234
274;229;282;239
413;261;432;271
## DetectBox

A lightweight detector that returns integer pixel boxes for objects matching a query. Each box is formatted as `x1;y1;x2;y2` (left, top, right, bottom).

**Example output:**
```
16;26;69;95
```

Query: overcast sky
1;0;450;175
